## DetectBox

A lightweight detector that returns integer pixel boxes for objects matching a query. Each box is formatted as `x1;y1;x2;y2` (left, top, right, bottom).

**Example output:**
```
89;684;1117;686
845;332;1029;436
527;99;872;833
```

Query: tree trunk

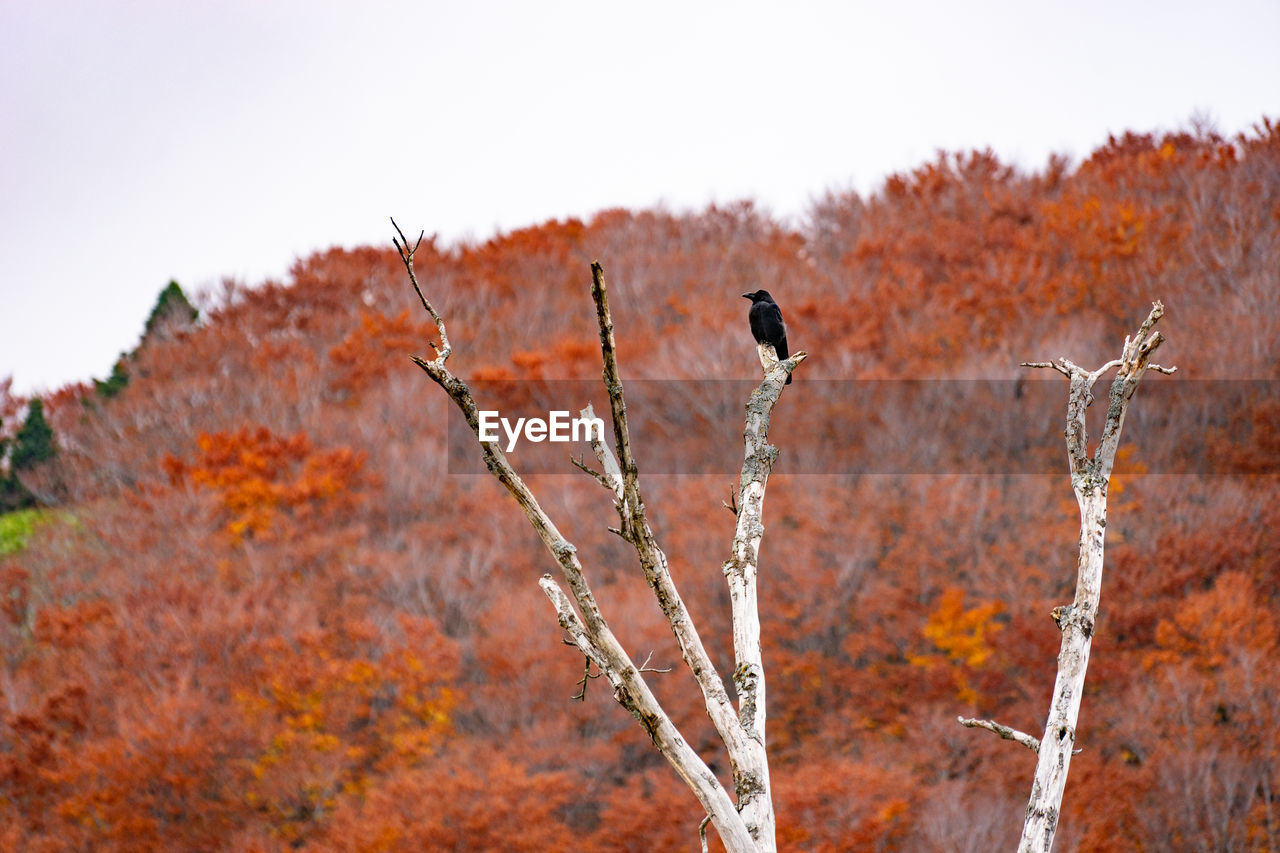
956;301;1174;852
1018;302;1174;852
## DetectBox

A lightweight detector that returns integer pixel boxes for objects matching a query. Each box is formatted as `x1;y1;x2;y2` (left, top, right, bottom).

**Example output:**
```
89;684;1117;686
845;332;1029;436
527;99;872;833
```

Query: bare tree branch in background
393;220;804;852
957;300;1174;852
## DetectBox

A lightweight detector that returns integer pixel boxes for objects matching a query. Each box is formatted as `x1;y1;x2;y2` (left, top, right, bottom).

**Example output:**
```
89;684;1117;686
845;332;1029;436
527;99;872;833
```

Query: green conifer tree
0;418;23;511
93;280;198;399
0;400;56;511
9;398;55;471
94;354;131;399
143;279;199;339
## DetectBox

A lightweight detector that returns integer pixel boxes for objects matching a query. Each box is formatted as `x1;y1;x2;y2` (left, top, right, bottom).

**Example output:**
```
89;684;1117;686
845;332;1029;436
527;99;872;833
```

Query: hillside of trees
2;119;1278;851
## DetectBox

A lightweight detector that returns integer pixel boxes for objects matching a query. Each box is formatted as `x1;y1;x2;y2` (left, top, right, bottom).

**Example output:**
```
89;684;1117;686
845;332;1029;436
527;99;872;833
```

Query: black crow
742;289;792;384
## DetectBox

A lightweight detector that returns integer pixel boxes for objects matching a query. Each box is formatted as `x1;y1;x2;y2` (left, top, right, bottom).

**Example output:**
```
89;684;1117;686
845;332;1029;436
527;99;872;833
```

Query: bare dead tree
957;301;1175;851
392;219;804;852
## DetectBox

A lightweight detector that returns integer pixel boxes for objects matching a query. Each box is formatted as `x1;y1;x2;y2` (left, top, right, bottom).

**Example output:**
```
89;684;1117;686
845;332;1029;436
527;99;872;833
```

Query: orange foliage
168;426;366;542
919;587;1006;668
913;588;1006;705
239;617;457;847
328;309;435;399
3;117;1278;850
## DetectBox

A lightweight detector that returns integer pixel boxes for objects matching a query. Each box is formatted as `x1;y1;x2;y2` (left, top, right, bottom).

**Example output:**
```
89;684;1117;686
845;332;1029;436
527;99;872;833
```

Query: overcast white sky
2;1;1277;395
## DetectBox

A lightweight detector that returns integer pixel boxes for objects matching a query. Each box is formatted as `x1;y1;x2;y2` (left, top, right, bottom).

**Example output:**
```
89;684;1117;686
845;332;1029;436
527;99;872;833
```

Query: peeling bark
953;301;1173;851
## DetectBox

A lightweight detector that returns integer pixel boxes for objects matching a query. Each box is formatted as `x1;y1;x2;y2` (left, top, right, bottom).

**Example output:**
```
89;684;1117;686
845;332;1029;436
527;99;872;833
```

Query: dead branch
584;269;783;847
391;217;450;360
570;654;600;702
957;716;1040;753
976;301;1174;853
570;453;610;489
397;234;789;851
723;483;739;516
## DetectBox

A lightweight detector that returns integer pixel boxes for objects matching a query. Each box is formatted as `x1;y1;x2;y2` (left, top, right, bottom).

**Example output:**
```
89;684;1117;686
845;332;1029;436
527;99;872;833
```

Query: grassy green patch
0;508;47;557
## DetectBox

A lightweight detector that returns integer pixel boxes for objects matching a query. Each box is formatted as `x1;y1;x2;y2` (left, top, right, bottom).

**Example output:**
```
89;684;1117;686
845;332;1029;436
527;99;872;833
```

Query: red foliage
2;117;1278;849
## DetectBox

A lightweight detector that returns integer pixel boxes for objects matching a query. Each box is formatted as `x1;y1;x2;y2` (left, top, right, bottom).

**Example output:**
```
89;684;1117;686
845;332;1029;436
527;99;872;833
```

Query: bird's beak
741;293;752;300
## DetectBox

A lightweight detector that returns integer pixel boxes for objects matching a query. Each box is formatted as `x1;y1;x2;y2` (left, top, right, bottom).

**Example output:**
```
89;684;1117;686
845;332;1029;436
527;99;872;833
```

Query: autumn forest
2;120;1278;851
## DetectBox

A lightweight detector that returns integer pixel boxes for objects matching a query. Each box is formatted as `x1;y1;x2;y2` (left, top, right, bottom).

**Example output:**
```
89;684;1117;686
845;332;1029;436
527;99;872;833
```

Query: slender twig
570;454;610;489
637;650;673;675
957;716;1040;753
723;483;739;516
391;216;450;361
571;654;600;701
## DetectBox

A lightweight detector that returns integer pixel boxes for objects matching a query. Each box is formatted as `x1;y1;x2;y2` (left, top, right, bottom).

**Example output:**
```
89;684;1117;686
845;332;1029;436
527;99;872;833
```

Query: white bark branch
1004;301;1174;853
584;266;793;851
718;359;802;847
395;235;789;852
536;575;747;845
578;332;804;850
957;716;1040;753
579;315;743;760
755;341;806;386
